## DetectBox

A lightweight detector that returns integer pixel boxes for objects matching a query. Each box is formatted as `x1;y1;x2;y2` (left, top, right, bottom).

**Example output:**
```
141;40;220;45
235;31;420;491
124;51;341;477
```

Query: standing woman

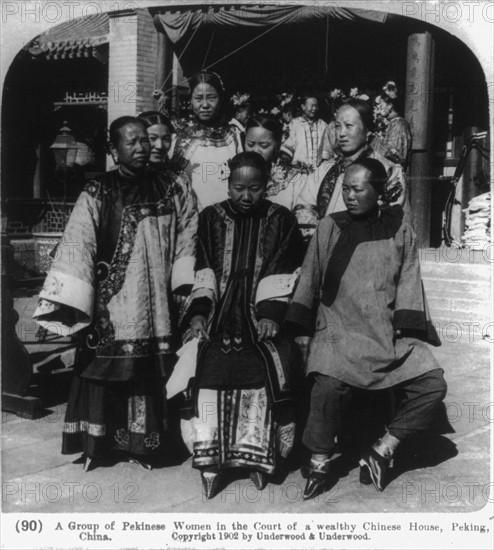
244;115;319;241
299;98;407;221
172;71;243;210
280;92;327;169
138;111;174;167
33;116;198;471
372;81;412;173
182;152;304;499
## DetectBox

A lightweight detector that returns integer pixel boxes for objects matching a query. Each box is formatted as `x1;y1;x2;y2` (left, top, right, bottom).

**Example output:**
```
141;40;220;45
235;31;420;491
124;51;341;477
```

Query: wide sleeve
383;159;406;207
393;224;441;346
284;218;331;335
255;209;305;325
33;186;100;336
171;171;199;294
179;209;218;329
383;118;412;169
280;120;296;160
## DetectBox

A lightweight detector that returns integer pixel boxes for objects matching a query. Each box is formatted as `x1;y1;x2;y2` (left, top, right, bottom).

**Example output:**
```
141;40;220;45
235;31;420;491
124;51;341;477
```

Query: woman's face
228;166;266;213
111;122;150;174
191;83;221;124
146;123;172;165
245;127;279;164
335;105;369;156
301;97;319;120
375;96;393;119
342;165;379;216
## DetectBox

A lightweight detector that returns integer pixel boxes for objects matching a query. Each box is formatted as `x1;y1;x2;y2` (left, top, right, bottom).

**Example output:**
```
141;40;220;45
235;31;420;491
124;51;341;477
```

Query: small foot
128;457;153;471
201;471;221;500
249;471;267;491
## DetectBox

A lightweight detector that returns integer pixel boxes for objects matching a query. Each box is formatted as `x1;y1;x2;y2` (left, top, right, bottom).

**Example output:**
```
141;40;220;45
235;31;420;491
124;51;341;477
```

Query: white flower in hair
270;107;280;115
383;81;398;99
231;92;250;107
349;87;359;98
329;88;344;100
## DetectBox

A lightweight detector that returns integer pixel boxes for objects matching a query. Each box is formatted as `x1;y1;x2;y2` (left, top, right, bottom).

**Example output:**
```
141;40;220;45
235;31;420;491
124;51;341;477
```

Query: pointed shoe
359;465;373;485
201;472;221;500
249;471;267;491
359;447;391;492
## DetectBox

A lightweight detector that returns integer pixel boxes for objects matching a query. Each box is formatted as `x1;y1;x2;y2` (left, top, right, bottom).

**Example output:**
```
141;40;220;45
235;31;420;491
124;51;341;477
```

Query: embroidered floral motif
144;432;160;449
114;428;129;446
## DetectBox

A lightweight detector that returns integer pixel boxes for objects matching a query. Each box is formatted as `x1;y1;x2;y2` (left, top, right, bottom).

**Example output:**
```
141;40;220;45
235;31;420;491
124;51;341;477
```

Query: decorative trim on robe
255;270;300;306
171;255;195;292
34;270;94;335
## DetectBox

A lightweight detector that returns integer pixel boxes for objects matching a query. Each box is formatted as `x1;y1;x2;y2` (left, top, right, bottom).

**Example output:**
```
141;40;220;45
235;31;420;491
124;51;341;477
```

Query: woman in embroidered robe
280;92;327;169
285;158;447;499
138;111;174;167
244;115;319;243
172;71;243;211
33;116;198;470
372;85;412;172
298;98;408;224
182;152;304;498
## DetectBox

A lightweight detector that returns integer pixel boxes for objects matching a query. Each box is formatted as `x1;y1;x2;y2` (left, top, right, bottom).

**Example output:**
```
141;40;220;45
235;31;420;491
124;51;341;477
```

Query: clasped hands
189;315;279;342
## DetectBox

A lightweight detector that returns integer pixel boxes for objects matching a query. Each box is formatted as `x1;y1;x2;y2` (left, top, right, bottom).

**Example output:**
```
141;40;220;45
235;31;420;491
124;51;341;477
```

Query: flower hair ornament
277;92;295;107
348;87;370;101
152;90;170;117
231;92;250;108
382;80;398;100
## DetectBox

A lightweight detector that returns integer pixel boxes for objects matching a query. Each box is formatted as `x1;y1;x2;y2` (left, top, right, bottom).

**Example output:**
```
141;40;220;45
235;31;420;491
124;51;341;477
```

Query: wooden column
405;31;435;247
154;30;174;106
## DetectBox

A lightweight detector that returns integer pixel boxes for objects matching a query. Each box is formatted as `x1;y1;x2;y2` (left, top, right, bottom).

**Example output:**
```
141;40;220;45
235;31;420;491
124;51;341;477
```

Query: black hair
245;115;283;144
138;111;173;130
338;98;374;132
227;151;268;185
350;157;388;195
108;116;146;145
188;70;225;98
299;91;318;104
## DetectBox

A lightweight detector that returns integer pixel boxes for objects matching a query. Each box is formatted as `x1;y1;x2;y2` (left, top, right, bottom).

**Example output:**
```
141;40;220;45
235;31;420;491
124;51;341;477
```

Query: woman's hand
257;318;279;341
190;315;209;340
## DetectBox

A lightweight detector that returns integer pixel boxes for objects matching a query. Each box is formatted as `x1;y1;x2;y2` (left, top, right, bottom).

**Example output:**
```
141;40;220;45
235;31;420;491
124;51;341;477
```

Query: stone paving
1;294;491;514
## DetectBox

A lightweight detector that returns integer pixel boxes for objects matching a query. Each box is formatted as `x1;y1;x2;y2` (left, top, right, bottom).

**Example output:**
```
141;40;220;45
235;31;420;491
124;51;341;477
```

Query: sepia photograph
1;1;492;548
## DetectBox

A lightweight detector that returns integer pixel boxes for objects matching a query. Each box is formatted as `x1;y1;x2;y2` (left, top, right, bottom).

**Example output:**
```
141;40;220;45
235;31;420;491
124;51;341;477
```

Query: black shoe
303;459;331;501
360;447;391;492
128;457;153;471
201;471;221;500
359;465;373;485
249;471;267;491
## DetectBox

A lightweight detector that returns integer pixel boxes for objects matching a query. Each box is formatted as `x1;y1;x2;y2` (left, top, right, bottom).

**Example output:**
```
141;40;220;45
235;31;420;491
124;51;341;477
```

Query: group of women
33;70;446;502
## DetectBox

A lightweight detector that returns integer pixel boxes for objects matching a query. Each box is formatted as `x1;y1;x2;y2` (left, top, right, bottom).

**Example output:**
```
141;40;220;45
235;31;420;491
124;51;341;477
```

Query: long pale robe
280;116;327;168
32;168;198;458
286;206;441;390
34;168;198;377
172;121;242;210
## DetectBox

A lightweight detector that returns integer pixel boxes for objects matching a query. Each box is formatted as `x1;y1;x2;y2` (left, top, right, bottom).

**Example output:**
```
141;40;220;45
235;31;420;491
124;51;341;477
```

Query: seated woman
182;151;304;499
244;114;320;241
286;158;447;500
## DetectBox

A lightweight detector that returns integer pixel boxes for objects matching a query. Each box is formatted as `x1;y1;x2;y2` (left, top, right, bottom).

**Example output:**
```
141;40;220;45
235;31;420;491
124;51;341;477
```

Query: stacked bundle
462;192;491;249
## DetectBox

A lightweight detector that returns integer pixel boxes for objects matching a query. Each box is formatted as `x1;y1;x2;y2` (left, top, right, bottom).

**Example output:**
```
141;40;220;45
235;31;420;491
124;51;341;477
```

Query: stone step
422;278;489;298
420;263;491;283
